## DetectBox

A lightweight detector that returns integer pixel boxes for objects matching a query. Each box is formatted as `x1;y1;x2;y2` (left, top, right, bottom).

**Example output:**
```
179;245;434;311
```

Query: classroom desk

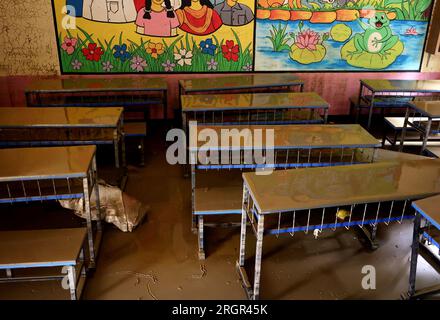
179;74;304;95
405;195;440;299
0;107;125;168
0;146;102;268
190;124;380;259
399;101;440;154
358;79;440;129
0;228;87;300
182;92;329;132
238;159;440;299
25;77;168;119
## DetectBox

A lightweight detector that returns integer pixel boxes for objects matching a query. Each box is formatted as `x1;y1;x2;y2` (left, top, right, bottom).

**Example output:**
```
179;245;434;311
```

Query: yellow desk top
361;79;440;93
0;146;96;181
0;107;122;128
190;124;379;151
26;77;167;92
182;92;328;112
243;159;440;214
413;194;440;228
0;228;87;268
179;74;303;92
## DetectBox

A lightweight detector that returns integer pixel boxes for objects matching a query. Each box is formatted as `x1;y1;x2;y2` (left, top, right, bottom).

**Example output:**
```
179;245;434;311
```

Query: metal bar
421;118;432;155
305;209;311;234
345;204;354;230
113;129;120;168
367;92;375;129
239;186;249;266
323;108;328;124
83;177;96;268
399;106;411;152
67;265;77;300
92;156;102;232
320;207;325;231
385;200;394;225
252;214;265;300
408;212;422;298
276;212;281;238
289;210;296;236
361;203;368;227
374;202;381;226
198;215;205;260
333;207;339;231
400;200;408;223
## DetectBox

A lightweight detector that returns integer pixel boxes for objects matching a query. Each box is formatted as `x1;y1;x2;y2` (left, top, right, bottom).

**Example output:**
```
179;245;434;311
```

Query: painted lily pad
341;38;404;69
289;44;326;65
330;24;352;42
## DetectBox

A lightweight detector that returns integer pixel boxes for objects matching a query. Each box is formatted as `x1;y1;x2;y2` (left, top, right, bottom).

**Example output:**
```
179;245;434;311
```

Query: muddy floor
0;122;439;300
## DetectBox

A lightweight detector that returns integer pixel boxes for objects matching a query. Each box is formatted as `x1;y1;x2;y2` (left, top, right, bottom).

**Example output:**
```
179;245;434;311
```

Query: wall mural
53;0;433;73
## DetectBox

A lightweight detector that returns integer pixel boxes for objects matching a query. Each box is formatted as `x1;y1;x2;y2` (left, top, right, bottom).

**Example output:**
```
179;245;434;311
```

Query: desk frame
357;80;440;129
0;150;102;268
179;77;304;126
0;234;87;300
25;82;168;120
404;202;440;299
398;104;440;154
0;114;126;169
191;144;378;260
237;184;423;300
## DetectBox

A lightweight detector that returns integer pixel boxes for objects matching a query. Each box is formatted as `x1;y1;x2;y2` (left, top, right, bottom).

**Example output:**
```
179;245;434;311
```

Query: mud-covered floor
1;120;440;300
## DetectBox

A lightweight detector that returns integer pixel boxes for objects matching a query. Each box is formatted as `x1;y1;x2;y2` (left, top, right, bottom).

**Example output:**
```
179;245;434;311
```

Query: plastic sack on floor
59;181;149;232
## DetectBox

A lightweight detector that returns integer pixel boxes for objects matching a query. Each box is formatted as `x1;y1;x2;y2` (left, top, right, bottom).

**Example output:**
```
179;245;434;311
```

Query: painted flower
174;49;193;66
199;38;217;56
130;56;147;72
61;37;77;55
162;59;176;72
82;43;104;61
207;58;218;71
113;44;131;62
146;42;164;59
242;63;252;71
102;61;114;72
221;40;239;62
71;59;82;70
295;29;320;51
405;27;418;36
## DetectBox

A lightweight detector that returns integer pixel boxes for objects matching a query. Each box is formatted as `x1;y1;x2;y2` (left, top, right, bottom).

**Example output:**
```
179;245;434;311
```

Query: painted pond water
255;19;428;71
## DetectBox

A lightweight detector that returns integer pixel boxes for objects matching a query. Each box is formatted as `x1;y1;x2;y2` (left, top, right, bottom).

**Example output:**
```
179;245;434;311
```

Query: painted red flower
221;40;239;62
82;43;104;61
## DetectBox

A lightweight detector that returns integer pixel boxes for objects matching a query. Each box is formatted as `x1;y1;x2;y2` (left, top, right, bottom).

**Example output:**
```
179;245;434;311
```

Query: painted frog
349;13;399;57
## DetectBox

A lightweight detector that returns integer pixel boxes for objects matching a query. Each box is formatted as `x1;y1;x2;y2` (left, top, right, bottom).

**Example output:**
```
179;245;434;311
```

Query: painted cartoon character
83;0;137;22
175;0;223;36
350;13;399;56
136;0;180;36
